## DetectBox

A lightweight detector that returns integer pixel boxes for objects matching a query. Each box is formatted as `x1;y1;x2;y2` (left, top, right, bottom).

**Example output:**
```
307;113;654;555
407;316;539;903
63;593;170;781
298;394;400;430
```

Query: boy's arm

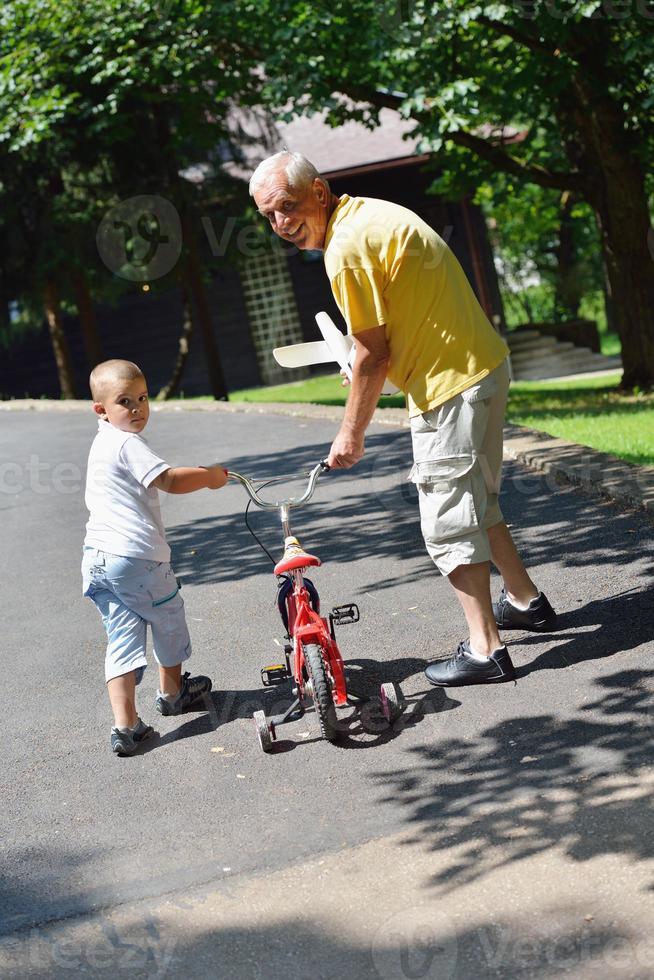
151;465;228;494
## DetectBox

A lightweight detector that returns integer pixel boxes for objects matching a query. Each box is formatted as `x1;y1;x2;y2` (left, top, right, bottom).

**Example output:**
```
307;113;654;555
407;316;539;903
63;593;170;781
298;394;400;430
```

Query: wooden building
0;109;504;399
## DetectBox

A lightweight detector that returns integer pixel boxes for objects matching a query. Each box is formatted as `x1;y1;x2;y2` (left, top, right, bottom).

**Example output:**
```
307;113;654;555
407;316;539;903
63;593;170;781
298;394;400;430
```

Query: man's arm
327;324;390;468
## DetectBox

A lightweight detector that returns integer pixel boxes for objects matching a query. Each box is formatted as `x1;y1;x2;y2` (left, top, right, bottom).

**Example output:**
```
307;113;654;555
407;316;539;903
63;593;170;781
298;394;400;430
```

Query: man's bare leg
487;521;539;606
448;560;502;657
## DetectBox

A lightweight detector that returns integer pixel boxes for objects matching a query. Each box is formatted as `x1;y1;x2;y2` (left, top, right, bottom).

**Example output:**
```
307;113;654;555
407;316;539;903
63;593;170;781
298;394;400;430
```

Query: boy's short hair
90;359;145;402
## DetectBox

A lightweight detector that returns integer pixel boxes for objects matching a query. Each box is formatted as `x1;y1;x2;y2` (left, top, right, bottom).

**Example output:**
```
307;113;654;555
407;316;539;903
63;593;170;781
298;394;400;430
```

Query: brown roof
275;108;421;175
223;105;421;181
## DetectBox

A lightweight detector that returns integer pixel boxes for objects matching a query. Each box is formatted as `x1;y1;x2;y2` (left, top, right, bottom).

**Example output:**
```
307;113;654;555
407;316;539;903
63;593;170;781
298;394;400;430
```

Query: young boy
82;359;228;756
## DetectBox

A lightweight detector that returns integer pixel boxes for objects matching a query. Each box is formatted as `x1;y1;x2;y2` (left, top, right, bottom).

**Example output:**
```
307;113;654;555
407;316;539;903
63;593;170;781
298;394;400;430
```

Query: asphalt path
1;406;653;973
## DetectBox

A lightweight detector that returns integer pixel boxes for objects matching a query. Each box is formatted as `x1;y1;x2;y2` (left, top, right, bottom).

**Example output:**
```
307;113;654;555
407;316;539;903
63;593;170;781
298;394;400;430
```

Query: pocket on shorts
410;407;441;435
147;563;182;616
413;456;479;543
408;455;476;486
461;371;499;404
81;549;107;596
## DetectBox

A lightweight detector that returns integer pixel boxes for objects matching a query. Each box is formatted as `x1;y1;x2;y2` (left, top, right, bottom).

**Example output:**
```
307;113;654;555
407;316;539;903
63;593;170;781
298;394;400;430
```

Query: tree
474;176;603;326
249;0;654;388
0;0;262;397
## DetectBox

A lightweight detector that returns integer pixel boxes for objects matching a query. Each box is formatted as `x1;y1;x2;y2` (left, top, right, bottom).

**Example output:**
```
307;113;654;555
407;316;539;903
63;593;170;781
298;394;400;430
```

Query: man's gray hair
248;151;322;197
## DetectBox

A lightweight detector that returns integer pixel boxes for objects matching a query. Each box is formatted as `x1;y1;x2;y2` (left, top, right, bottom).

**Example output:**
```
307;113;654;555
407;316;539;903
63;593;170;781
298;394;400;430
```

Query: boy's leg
137;561;212;715
158;663;182;697
82;551;149;718
107;670;138;729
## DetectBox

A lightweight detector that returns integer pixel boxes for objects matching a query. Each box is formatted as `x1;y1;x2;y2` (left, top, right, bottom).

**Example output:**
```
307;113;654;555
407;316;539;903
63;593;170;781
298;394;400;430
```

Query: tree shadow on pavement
167;432;654;591
4;905;650;979
368;667;654;894
514;586;654;676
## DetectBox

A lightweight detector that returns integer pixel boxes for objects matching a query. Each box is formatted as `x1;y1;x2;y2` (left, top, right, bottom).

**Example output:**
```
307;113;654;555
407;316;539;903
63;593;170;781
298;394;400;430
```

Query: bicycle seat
274;536;321;575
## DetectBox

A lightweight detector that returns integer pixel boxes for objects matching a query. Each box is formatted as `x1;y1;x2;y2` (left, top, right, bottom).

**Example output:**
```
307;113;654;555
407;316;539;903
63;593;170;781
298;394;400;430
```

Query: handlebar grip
319;459;331;471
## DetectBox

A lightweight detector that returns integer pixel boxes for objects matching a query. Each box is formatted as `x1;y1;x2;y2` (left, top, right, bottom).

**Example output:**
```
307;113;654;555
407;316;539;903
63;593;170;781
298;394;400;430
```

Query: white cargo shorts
82;548;192;682
409;359;510;576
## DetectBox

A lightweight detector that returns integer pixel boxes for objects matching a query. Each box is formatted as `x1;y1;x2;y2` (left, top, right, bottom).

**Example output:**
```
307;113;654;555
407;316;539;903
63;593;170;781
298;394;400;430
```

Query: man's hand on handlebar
326;430;365;469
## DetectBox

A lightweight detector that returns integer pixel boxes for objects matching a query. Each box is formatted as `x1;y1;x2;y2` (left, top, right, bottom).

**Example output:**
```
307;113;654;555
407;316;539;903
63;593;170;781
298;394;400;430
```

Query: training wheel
380;682;403;724
253;709;274;753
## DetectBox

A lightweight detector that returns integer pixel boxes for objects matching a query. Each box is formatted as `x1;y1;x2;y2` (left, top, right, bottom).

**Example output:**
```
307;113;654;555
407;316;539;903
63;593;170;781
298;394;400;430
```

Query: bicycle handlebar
226;460;330;510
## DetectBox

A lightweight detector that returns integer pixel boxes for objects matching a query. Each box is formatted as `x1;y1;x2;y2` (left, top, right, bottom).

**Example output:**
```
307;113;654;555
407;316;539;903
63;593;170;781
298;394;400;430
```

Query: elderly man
249;151;557;686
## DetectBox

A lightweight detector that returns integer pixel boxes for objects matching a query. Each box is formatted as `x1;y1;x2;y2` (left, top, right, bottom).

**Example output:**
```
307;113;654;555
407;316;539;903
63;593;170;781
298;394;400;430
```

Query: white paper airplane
273;312;399;397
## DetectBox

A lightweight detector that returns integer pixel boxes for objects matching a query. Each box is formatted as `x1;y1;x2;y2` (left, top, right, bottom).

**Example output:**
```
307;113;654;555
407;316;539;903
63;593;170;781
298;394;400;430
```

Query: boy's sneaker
425;640;516;687
155;671;213;716
111;718;155;756
493;588;558;632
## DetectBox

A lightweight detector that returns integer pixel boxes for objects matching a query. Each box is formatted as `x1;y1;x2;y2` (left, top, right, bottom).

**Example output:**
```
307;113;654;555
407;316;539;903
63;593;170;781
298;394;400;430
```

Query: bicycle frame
226;462;347;707
227;461;403;749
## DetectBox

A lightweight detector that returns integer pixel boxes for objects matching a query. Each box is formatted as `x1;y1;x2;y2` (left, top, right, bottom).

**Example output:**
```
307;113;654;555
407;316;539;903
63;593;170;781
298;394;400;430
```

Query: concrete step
507;334;558;352
510;342;578;363
513;355;623;380
506;327;622;380
507;329;542;342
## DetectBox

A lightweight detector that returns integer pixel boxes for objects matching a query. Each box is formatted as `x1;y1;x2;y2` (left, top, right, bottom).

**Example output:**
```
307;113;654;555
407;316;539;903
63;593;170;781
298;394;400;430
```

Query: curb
2;397;653;517
502;424;654;516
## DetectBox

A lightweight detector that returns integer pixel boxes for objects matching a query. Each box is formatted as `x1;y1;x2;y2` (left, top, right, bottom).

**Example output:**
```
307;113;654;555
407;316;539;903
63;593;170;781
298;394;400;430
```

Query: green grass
507;374;654;466
231;373;406;409
227;371;654;467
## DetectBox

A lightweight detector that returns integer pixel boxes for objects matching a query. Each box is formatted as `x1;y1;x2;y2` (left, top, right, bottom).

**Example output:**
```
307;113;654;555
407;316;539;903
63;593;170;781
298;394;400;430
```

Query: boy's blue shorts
82;547;192;683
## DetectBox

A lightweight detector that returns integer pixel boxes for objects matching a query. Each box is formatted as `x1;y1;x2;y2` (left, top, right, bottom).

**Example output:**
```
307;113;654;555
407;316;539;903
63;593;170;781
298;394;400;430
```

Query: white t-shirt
84;419;171;561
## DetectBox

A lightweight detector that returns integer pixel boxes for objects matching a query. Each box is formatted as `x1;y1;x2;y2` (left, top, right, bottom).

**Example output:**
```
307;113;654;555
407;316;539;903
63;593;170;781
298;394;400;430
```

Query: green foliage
478;175;604;325
0;0;262;339
251;0;654;172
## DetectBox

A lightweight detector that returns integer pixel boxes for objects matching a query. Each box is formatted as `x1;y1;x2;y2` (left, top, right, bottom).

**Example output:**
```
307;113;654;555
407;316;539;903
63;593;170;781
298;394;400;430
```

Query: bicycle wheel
304;643;339;743
380;682;404;724
253;710;273;753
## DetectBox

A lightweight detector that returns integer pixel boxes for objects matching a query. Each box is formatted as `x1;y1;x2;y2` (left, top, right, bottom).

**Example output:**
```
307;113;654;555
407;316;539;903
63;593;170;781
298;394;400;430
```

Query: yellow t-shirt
323;195;509;417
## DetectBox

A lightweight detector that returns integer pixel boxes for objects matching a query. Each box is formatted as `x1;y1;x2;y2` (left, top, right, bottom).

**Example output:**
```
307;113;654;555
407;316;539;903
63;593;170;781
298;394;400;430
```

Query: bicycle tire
304;643;339;743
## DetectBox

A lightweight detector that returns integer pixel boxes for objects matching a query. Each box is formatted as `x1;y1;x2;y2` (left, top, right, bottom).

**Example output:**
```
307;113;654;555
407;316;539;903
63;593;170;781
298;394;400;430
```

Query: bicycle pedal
330;603;360;626
261;663;290;687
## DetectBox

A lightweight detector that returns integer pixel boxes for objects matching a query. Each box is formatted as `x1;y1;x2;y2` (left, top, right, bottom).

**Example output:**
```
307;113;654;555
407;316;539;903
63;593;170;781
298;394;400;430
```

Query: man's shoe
155;671;213;716
493;588;557;632
111;718;155;756
425;641;516;687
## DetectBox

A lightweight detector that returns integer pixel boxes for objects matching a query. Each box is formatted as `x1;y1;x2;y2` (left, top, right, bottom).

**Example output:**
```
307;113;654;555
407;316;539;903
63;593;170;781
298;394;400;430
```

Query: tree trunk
72;270;103;371
156;283;193;400
565;72;654;388
593;155;654;389
182;209;228;400
600;254;617;337
44;280;77;399
553;192;582;321
73;270;103;372
151;105;228;400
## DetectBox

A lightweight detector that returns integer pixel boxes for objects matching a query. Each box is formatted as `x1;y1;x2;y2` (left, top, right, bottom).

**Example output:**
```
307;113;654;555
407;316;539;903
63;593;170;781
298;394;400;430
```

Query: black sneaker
493;588;558;632
154;671;213;716
425;640;516;687
111;718;155;756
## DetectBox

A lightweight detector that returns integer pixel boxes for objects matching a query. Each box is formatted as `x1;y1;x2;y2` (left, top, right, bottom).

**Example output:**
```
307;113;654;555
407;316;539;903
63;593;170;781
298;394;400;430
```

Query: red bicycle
226;461;403;751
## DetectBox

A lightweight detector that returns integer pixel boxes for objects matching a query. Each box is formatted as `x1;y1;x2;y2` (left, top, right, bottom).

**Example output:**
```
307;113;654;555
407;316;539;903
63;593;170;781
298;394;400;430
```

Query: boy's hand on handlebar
326;431;364;469
205;465;229;490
